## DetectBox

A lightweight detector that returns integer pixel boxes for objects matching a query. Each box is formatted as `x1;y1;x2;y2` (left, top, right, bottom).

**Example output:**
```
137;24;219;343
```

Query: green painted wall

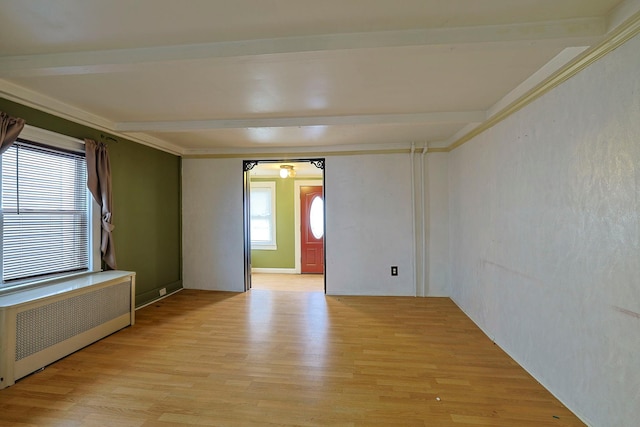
250;177;322;269
0;98;182;307
251;178;294;268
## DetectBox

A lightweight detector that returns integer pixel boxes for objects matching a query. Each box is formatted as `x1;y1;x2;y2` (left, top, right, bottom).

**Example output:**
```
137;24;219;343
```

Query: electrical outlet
159;288;167;297
391;266;398;276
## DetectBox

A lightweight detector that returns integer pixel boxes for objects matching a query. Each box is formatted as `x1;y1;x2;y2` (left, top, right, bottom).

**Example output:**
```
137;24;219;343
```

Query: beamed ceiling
0;0;639;156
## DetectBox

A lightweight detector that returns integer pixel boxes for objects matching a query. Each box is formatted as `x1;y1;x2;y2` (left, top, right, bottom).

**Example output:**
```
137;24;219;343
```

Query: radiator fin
15;283;130;361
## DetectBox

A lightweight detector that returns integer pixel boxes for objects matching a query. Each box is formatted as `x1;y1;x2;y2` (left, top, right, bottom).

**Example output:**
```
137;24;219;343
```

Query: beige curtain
85;139;117;270
0;112;26;154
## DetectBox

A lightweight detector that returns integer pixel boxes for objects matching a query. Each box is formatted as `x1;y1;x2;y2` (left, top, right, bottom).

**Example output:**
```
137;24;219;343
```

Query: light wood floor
0;290;584;426
251;273;324;292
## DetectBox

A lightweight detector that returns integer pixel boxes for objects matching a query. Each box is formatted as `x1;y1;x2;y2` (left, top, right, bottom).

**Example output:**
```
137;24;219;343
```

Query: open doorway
243;159;325;293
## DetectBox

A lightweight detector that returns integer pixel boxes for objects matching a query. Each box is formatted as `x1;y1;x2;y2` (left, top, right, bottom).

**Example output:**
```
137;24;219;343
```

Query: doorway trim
243;158;326;293
294;180;324;274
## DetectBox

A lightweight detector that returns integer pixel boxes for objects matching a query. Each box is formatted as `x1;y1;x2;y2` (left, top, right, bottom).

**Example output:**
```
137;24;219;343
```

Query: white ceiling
0;0;638;156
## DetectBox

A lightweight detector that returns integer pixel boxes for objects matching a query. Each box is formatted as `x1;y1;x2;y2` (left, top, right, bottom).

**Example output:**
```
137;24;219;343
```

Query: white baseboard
251;268;297;274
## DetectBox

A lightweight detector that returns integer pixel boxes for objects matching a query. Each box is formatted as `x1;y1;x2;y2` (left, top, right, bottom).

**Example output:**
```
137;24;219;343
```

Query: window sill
251;244;278;251
0;269;101;296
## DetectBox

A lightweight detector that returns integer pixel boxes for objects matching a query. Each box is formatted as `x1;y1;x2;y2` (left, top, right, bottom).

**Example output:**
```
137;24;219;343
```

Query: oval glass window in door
309;196;324;239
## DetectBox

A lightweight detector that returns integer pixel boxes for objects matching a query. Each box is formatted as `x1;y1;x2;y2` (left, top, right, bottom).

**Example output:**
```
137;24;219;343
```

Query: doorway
243;159;325;293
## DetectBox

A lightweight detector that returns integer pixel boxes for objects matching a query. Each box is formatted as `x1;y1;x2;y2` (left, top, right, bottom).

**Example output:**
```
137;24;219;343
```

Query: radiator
0;270;135;389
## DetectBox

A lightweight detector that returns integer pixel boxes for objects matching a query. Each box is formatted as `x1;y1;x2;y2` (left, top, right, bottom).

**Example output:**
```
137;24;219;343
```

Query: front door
300;186;324;274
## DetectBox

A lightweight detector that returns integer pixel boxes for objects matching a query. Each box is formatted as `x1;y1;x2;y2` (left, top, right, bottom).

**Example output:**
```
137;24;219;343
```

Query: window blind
2;141;89;283
249;181;277;250
250;186;274;244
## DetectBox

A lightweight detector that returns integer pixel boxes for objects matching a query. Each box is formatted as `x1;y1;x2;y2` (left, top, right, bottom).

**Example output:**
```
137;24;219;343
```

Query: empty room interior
0;1;638;426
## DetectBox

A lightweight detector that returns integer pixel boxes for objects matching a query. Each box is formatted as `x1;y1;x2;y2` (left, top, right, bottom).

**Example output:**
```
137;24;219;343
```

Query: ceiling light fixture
280;165;296;178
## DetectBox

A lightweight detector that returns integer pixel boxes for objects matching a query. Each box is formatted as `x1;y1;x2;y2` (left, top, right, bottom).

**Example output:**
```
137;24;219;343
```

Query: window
309;195;324;239
0;127;99;289
250;181;276;250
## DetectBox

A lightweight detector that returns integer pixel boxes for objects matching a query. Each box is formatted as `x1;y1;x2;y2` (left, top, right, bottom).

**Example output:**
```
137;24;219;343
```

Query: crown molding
485;46;588;119
447;10;640;152
0;79;184;156
428;47;588;151
426;147;449;154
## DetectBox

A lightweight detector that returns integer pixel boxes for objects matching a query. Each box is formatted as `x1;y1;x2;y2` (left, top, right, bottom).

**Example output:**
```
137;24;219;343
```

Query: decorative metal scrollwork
243;161;258;171
309;159;325;170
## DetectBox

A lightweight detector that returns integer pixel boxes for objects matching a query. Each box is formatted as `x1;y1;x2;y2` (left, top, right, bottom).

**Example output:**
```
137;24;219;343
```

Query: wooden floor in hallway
0;289;584;426
251;272;324;292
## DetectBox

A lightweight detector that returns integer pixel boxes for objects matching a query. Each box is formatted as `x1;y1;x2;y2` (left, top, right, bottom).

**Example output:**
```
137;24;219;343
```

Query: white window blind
1;140;89;283
250;182;276;249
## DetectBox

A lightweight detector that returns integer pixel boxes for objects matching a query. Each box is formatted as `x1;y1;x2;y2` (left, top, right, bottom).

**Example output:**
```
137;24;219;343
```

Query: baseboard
251;268;297;274
136;288;183;310
135;280;183;308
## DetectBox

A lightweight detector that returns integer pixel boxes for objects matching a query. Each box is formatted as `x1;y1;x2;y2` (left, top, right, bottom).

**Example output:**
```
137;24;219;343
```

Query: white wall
325;153;415;296
448;33;640;426
182;158;245;292
182;153;417;296
426;153;450;296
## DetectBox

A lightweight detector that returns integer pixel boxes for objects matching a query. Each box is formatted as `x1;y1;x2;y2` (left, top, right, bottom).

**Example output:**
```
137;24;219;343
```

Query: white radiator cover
0;270;135;389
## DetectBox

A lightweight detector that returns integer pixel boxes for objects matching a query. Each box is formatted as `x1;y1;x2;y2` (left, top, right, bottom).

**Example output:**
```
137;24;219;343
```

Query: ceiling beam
114;111;486;132
0;18;605;77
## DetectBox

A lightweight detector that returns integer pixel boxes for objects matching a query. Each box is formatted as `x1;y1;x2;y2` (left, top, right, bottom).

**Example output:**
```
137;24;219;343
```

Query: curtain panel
0;112;26;154
85;139;117;270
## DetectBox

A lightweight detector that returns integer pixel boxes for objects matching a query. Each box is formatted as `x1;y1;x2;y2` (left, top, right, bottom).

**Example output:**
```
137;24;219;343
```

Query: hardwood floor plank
250;273;324;292
0;290;584;426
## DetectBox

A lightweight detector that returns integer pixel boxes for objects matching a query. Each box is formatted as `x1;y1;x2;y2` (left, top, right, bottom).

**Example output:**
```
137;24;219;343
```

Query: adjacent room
0;1;638;426
248;161;325;292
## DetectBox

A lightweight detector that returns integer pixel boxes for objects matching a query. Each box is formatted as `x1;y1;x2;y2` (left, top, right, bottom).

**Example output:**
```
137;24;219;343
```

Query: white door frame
294;180;323;274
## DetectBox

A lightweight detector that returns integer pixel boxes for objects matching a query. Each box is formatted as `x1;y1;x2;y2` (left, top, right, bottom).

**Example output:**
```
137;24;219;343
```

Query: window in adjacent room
250;181;277;250
0;127;100;289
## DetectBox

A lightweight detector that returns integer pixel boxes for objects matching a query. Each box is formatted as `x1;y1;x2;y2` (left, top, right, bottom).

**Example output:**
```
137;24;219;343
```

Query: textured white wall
182;158;245;291
448;34;640;426
325;154;415;296
426;153;450;296
182;154;416;296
